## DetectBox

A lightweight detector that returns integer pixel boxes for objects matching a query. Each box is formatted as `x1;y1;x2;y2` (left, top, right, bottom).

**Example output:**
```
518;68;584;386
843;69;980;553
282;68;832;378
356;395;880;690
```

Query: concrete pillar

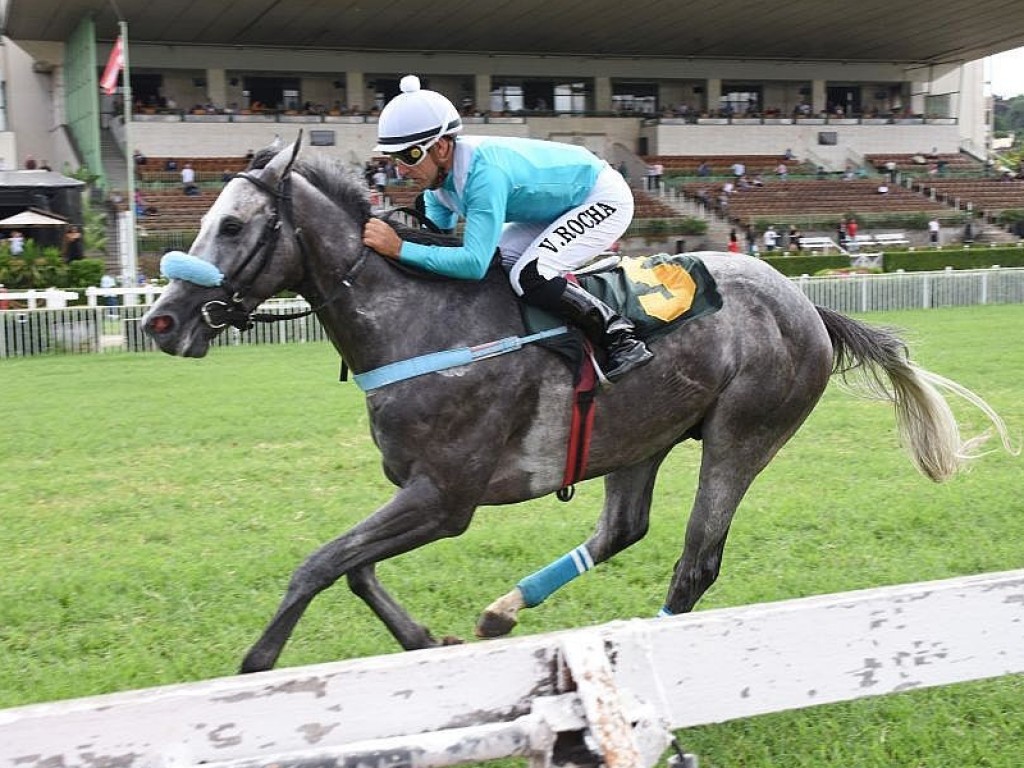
346;71;365;112
705;78;721;114
812;79;826;115
594;76;612;113
474;73;491;114
206;68;227;110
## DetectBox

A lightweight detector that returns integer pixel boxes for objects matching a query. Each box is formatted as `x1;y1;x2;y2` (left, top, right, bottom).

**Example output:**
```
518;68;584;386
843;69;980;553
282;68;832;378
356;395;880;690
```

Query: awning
0;208;70;227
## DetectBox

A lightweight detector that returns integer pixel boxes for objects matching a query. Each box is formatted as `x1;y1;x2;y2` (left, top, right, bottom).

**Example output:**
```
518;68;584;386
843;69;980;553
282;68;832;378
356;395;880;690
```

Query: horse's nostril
148;314;175;335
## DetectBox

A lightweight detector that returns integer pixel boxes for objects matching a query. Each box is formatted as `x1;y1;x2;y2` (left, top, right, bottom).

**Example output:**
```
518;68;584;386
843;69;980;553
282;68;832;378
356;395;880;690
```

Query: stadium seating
910;177;1024;218
135;156;250;184
678;178;950;229
643;154;811;176
865;152;985;175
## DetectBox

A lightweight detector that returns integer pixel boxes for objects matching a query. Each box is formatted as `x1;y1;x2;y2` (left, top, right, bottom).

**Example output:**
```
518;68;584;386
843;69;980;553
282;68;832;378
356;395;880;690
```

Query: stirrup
604;338;654;381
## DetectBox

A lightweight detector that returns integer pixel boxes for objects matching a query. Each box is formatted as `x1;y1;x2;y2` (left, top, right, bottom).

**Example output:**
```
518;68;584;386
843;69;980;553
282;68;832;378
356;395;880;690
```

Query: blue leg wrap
657;605;674;618
517;545;594;608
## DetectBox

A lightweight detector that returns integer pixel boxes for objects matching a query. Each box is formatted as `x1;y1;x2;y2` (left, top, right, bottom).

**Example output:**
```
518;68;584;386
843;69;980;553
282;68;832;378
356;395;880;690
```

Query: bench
873;232;910;247
798;236;847;254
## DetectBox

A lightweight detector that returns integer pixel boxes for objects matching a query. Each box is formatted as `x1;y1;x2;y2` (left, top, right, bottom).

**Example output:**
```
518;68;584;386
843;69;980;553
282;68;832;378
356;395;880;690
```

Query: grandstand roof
4;0;1024;65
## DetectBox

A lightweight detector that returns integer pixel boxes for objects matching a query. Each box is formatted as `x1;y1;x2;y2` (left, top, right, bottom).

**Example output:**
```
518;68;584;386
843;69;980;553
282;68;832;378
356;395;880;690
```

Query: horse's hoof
475;610;518;638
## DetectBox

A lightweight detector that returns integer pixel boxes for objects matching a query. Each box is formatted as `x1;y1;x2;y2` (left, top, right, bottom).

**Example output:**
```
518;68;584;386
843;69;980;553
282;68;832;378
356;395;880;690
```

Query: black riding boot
555;281;654;381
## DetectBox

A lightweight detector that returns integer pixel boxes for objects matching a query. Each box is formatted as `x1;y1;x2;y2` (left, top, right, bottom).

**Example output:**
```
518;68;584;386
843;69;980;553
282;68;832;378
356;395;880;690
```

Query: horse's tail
815;305;1017;482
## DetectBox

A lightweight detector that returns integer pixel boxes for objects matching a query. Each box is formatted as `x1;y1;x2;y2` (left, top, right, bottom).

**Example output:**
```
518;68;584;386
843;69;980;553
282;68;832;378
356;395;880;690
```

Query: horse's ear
249;134;287;171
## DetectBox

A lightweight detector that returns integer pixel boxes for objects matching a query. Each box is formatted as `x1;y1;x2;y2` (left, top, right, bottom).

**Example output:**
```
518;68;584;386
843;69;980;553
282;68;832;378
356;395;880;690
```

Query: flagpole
118;20;139;289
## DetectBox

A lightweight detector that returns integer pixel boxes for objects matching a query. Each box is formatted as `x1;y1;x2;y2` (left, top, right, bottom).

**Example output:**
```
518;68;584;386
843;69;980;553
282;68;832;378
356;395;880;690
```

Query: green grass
1;305;1022;766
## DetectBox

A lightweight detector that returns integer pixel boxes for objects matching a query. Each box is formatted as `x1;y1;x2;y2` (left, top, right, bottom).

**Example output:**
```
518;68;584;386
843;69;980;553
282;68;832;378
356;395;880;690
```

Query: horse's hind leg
476;450;669;638
662;397;819;615
347;564;462;647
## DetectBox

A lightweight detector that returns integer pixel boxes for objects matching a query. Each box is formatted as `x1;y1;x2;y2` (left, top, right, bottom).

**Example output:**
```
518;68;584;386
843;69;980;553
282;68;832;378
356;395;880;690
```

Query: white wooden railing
1;569;1022;768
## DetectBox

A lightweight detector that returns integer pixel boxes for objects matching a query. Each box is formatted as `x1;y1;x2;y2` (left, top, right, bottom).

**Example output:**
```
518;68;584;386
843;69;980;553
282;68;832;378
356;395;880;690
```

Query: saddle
523;251;723;372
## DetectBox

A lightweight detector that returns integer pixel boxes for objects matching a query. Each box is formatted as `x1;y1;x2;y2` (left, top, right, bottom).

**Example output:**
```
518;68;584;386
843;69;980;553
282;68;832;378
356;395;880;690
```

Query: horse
142;140;1014;674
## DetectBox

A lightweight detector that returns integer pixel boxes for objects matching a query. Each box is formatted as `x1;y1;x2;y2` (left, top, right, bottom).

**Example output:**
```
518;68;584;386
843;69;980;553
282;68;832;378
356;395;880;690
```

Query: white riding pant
501;166;634;296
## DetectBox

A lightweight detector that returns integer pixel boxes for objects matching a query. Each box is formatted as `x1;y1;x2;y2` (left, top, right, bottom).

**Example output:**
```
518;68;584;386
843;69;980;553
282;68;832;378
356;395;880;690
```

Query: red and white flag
100;36;124;95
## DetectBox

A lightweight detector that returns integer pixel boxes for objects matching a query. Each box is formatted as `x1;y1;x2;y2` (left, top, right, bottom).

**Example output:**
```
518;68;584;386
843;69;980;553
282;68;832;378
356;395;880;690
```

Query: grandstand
4;0;1022;261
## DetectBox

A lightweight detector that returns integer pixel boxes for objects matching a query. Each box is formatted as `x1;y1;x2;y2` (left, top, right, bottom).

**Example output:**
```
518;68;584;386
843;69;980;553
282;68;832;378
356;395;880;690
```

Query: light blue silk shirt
399;136;605;279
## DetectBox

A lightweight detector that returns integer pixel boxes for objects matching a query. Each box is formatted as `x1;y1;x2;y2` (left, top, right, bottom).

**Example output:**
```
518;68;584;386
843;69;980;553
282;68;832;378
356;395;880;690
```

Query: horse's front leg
240;476;474;673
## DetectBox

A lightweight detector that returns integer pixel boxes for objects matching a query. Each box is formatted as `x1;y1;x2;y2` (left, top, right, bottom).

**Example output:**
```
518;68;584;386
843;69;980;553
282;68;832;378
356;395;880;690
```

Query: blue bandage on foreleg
517;545;594;607
160;250;224;287
657;605;674;618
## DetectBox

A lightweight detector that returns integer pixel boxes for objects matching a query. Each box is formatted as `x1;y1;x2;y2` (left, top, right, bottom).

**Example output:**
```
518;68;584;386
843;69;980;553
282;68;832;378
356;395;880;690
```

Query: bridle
197;134;436;332
199;136;333;332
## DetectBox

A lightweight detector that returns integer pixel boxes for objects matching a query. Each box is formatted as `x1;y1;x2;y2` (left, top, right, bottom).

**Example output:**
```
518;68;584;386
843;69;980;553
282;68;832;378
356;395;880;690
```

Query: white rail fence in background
2;569;1023;768
1;267;1022;358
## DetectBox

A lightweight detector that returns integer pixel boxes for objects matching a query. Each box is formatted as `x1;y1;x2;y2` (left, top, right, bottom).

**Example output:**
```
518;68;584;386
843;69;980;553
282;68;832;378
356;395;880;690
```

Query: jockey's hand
363;218;403;259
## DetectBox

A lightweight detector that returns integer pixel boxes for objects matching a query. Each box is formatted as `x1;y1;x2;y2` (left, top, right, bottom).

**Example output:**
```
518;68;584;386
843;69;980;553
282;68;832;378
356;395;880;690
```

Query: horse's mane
253;145;492;279
250;146;375;225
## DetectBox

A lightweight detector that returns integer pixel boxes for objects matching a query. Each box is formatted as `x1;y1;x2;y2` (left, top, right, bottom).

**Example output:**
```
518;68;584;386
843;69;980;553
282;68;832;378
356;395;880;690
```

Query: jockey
362;75;653;382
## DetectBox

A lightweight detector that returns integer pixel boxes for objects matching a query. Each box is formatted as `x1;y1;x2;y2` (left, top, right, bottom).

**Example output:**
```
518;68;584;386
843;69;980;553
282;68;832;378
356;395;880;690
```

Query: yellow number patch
622;256;698;322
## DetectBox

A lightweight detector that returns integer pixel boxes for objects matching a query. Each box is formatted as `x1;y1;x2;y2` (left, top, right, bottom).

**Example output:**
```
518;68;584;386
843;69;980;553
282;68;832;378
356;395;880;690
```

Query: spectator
23;156;37;170
731;161;745;179
727;228;740;253
775;161;788;179
100;273;118;317
372;165;388;193
62;225;84;262
135;190;158;216
788;225;802;252
928;217;941;247
9;230;25;255
133;149;147;165
846;217;859;252
836;219;848;249
763;225;779;253
181;163;199;195
697;161;711;177
744;224;756;255
877;183;889;195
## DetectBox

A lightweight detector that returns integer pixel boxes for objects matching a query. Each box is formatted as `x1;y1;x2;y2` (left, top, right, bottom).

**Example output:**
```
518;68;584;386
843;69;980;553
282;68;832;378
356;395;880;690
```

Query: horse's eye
220;218;244;237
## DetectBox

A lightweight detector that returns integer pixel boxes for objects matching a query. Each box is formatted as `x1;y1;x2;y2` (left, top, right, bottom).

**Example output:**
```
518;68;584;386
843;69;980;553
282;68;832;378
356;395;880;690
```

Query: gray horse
142;142;1012;674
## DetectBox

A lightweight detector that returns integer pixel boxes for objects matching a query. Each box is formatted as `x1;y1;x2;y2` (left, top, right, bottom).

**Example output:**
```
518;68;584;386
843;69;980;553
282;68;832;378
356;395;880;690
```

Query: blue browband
354;326;569;392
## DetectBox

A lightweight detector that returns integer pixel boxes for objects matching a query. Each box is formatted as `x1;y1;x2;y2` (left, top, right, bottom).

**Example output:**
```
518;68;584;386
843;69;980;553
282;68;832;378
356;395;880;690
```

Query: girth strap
557;344;599;502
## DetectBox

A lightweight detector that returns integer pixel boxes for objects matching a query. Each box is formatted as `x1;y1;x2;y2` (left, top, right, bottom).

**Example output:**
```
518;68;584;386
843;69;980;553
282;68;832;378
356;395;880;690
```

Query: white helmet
374;75;462;153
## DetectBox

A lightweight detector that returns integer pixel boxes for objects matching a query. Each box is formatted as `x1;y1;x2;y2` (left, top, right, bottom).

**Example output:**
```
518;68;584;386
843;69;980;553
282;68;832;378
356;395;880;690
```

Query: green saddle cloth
523;252;723;343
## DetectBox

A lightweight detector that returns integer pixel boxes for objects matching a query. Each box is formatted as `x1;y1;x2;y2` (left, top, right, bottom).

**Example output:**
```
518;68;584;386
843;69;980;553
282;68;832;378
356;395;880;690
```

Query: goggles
387;138;438;167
